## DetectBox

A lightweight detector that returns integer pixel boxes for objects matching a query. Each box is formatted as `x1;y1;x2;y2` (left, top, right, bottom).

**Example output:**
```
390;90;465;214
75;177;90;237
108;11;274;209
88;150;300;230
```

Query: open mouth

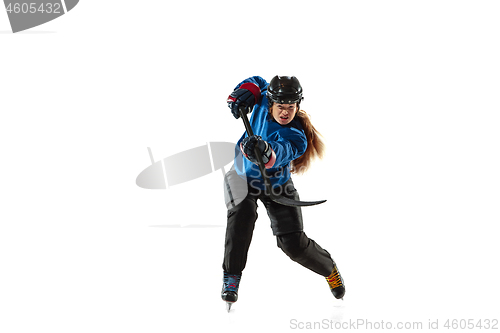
280;115;289;120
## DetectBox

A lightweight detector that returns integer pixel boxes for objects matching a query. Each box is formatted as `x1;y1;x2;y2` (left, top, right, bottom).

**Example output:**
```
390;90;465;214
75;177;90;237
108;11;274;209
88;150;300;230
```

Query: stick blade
271;195;327;207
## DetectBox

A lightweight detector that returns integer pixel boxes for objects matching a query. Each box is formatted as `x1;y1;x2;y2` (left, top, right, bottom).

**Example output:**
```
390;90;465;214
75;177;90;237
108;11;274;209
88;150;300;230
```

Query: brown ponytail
291;110;326;175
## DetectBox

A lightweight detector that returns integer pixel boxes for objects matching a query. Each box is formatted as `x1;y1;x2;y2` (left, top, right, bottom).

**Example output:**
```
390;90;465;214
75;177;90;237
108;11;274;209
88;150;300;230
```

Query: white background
1;1;499;332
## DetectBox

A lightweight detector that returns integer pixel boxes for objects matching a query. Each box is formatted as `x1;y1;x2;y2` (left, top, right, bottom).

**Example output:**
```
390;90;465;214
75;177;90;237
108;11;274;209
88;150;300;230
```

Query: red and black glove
227;82;261;119
240;135;276;169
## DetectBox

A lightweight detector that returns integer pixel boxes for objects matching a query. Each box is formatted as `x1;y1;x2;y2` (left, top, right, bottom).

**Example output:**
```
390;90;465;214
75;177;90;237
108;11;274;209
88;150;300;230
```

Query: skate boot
221;272;241;312
326;263;345;299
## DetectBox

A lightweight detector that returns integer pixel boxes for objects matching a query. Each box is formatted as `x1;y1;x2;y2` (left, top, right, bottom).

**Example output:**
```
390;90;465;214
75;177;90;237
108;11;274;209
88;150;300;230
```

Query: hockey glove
240;135;276;169
227;82;261;119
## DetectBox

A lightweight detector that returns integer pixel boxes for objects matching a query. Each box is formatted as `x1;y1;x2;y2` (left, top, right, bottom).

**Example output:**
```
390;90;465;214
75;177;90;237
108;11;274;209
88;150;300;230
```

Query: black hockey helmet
266;75;304;105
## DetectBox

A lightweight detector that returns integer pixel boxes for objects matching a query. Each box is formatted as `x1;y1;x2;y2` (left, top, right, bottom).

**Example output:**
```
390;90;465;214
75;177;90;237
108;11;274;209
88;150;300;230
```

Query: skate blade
226;302;233;312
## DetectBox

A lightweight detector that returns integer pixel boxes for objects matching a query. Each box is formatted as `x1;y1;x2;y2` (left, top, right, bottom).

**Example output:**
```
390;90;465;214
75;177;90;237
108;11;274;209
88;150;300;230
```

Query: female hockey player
221;75;345;310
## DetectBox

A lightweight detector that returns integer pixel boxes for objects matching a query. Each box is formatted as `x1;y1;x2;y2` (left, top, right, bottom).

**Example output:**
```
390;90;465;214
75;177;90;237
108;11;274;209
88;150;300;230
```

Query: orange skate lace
326;267;343;289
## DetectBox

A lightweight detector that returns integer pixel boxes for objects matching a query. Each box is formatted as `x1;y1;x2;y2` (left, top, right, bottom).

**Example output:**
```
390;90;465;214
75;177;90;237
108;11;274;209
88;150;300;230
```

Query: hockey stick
239;107;326;207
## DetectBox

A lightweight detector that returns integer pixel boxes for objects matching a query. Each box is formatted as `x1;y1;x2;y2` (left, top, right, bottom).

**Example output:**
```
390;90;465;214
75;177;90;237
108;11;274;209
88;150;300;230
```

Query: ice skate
326;263;345;299
221;272;241;312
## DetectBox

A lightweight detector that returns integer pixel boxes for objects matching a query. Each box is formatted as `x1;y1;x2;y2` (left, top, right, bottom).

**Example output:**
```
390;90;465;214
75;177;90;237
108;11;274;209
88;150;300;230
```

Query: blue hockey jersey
233;76;308;190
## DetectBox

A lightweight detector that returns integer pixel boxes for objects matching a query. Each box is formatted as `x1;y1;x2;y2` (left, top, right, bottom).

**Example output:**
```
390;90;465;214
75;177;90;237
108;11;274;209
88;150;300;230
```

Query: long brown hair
291;109;326;174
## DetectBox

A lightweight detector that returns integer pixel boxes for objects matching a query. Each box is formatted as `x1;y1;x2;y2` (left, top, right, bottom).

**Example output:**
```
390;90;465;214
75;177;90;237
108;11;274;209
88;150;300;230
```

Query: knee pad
277;232;309;260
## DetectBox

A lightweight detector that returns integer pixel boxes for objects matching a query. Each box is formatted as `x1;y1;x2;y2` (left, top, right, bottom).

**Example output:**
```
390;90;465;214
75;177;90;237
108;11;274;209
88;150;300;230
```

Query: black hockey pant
222;178;335;277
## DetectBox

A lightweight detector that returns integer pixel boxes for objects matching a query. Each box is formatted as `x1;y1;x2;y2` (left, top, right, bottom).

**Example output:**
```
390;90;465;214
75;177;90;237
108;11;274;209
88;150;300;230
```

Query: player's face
271;103;297;125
